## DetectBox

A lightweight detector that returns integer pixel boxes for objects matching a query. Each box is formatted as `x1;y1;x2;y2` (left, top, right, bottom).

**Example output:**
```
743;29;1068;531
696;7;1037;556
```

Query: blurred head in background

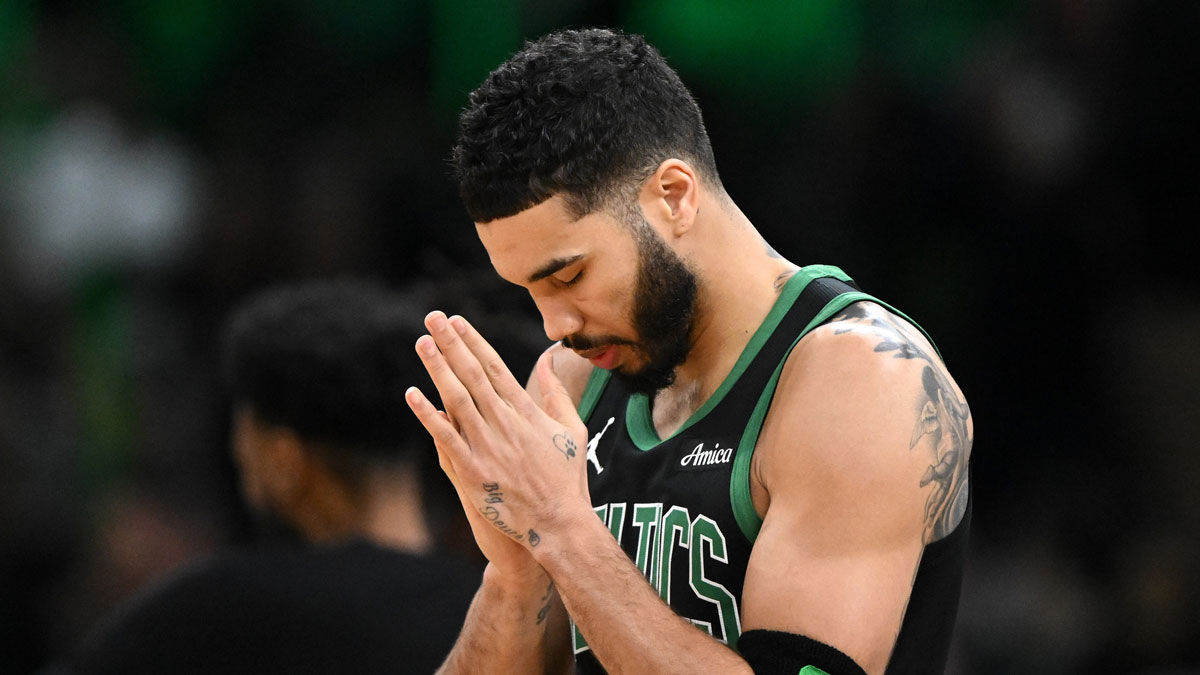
221;279;432;551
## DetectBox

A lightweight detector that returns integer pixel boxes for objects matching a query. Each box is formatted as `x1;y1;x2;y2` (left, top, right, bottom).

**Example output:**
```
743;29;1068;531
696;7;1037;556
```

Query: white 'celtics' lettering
679;442;734;468
573;502;742;655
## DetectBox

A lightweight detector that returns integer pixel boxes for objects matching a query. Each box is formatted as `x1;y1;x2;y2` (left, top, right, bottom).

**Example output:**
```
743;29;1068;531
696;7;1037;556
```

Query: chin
612;362;677;397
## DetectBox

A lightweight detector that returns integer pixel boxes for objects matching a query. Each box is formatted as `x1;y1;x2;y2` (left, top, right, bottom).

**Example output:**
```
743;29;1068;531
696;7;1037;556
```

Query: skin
406;160;973;674
231;406;433;553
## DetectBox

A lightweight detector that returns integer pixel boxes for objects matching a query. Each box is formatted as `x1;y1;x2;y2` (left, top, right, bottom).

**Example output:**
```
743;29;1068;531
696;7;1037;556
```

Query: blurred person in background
46;280;479;675
406;28;973;675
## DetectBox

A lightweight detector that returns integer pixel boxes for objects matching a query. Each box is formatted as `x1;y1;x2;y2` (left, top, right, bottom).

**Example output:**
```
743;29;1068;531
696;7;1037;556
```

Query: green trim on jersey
577;366;612;421
730;289;941;543
624;266;853;451
571;263;941;546
798;667;831;675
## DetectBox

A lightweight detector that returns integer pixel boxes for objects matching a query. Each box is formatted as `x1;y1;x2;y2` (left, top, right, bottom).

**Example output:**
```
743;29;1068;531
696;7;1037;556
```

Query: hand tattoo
480;483;523;541
552;432;577;460
483;482;503;504
527;529;541;547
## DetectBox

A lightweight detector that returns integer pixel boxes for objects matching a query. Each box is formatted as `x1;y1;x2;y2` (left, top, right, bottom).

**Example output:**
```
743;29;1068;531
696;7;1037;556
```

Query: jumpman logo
586;416;615;474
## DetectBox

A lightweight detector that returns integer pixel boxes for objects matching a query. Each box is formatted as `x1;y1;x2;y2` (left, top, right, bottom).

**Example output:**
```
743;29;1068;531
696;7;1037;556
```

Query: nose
534;295;583;342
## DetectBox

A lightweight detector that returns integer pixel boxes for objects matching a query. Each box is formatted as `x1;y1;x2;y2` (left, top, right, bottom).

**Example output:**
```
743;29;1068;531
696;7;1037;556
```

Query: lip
580;346;619;370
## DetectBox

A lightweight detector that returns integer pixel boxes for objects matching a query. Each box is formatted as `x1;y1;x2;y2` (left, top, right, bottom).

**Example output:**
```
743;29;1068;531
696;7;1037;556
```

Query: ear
640;159;699;238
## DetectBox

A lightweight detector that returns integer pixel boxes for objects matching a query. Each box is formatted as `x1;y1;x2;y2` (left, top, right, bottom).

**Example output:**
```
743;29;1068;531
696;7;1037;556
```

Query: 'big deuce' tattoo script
480;482;540;545
480;482;524;541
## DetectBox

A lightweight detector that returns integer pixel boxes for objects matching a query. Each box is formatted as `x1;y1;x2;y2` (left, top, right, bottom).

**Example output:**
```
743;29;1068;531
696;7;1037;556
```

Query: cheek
595;271;637;319
235;455;264;506
232;440;268;507
577;286;635;336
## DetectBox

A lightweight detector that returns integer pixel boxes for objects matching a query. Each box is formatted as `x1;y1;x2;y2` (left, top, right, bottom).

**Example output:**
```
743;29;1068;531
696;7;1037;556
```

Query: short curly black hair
452;27;721;223
221;280;425;463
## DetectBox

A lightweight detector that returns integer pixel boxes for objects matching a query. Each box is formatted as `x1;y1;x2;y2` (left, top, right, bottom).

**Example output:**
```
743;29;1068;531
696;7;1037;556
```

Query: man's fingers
446;314;529;405
405;385;474;463
443;408;461;433
433;411;464;480
421;410;484;525
413;333;491;439
423;311;512;422
536;349;580;426
423;410;497;536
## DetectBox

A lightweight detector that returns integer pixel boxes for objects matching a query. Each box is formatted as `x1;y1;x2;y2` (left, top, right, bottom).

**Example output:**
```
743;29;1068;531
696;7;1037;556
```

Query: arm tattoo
909;365;971;541
833;303;973;542
773;271;795;294
536;580;555;625
553;432;577;460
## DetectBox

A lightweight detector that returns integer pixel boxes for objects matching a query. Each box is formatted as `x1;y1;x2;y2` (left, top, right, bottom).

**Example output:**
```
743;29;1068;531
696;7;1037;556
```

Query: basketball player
55;281;479;675
406;28;973;675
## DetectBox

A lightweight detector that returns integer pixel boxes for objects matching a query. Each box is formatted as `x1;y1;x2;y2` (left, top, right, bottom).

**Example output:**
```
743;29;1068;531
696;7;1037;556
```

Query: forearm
438;563;572;675
533;510;753;675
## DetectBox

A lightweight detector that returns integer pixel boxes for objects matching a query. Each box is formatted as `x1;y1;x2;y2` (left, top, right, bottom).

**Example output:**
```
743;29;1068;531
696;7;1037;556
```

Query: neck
294;464;432;554
359;467;433;553
651;196;797;434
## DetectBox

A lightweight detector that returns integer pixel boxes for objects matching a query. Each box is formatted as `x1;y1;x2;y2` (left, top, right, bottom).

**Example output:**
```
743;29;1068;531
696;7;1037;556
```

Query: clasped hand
405;311;590;566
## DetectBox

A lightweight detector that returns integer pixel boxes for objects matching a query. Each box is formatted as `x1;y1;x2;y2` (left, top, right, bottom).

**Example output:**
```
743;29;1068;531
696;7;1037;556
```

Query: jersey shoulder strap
574;265;873;424
729;268;939;541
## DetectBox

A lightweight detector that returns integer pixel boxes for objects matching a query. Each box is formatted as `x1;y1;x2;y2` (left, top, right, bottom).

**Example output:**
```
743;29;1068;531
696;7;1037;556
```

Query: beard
564;221;699;396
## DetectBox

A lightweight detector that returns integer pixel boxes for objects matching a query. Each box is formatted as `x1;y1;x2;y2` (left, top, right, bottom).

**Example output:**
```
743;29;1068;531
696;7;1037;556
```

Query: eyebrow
527;254;585;284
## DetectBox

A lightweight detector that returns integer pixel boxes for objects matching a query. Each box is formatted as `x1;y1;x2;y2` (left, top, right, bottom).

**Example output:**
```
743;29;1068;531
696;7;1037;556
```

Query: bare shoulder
757;301;973;543
525;342;596;408
742;301;972;668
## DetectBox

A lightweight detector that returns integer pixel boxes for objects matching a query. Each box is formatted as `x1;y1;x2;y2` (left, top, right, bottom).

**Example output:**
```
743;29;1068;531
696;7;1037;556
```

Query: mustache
562;333;635;352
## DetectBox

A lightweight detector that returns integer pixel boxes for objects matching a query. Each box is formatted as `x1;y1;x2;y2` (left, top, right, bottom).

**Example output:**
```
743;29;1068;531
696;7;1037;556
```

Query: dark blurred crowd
1;2;1196;673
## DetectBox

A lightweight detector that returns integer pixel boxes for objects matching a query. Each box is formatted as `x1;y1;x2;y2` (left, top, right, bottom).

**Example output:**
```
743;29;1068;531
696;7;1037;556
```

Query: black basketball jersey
572;265;970;675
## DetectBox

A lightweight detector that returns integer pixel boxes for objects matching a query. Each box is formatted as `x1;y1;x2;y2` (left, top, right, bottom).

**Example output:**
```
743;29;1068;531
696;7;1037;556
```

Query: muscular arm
531;507;755;674
437;564;572;675
422;339;589;675
742;303;973;673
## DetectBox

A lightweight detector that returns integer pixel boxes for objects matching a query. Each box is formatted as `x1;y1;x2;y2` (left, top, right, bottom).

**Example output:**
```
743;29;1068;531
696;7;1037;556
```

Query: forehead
475;196;624;284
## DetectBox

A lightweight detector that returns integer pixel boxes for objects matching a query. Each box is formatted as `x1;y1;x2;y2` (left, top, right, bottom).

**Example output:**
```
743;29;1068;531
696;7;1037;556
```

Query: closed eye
556;268;584;288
